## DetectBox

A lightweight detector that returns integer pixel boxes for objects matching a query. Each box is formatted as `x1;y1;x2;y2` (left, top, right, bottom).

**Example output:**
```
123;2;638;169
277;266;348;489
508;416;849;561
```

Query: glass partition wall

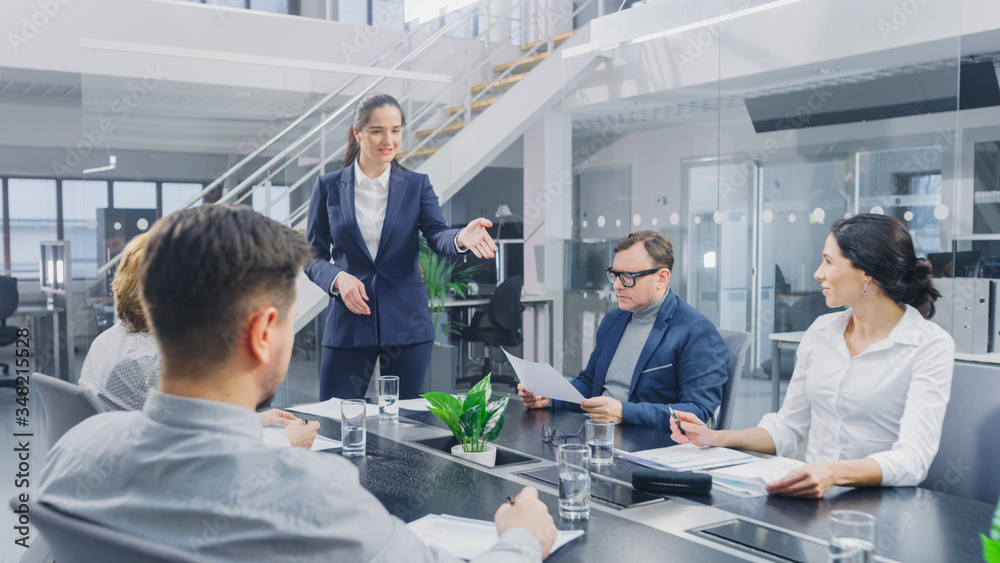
548;0;978;418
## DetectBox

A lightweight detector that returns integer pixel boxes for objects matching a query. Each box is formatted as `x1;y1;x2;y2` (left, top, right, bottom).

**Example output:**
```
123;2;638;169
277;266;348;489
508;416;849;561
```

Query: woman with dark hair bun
669;213;954;498
305;92;497;400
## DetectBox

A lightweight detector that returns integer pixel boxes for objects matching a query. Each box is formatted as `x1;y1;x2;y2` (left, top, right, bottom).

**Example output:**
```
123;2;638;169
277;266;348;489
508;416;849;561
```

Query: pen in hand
669;407;687;436
506;496;515;506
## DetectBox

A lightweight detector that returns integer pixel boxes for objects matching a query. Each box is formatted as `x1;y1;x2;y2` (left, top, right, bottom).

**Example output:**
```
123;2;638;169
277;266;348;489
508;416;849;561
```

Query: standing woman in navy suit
305;93;497;400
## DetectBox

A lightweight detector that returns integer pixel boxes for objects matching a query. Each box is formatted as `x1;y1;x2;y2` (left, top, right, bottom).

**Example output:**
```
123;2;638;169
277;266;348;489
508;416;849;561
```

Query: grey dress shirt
38;390;541;562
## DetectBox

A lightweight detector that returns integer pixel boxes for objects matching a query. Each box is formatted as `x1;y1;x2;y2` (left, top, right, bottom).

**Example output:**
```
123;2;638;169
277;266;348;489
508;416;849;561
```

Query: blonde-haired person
79;231;317;448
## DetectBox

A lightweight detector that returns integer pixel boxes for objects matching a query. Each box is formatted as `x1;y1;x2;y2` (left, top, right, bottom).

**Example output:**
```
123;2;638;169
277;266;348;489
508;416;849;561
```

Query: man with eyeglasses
518;230;728;431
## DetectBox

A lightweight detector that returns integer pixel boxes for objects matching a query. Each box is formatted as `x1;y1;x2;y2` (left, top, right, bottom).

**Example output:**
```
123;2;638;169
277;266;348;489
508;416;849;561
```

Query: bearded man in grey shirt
519;231;728;431
38;204;556;562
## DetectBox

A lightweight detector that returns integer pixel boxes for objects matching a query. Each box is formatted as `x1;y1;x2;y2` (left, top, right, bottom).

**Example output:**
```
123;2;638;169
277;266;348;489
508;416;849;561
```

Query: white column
523;111;572;373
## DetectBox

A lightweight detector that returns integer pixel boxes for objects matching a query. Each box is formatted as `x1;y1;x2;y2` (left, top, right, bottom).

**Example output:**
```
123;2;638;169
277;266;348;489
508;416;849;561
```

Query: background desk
444;294;554;365
294;400;993;562
10;305;66;381
768;331;804;411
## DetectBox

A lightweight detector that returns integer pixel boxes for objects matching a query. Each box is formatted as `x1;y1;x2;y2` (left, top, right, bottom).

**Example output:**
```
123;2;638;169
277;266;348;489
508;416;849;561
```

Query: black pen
506;496;515;506
669;406;687;436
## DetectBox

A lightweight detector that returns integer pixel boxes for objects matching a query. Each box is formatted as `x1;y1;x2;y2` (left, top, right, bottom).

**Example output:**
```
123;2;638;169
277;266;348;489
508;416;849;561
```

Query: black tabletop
300;399;995;563
301;413;740;562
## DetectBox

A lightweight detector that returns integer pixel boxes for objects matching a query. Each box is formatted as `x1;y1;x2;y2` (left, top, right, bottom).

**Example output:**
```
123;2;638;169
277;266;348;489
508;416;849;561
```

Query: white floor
0;340;787;560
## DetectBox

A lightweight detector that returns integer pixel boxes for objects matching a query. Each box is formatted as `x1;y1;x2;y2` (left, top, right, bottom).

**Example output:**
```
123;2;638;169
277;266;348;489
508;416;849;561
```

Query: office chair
20;499;204;563
457;275;524;388
920;361;1000;504
714;329;752;431
0;276;20;375
32;372;104;447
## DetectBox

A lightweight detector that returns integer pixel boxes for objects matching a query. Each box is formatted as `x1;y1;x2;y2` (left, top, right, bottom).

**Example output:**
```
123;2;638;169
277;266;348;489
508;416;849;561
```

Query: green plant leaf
468;374;492;404
483;394;510;443
427;406;464;441
459;405;484;452
421;392;462;415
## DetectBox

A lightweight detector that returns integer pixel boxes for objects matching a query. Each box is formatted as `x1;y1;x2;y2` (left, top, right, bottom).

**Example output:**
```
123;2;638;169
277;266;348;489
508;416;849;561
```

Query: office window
9;178;57;278
372;0;405;29
63;180;109;279
339;0;367;25
162;182;204;216
250;0;288;14
113;181;156;210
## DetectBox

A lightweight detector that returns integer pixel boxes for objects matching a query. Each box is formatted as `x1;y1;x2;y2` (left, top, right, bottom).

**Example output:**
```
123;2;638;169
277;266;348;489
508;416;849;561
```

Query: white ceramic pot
451;443;497;468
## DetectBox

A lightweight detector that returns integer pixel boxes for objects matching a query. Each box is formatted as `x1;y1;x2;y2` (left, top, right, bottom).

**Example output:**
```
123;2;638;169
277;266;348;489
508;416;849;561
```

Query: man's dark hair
138;204;312;370
614;230;674;270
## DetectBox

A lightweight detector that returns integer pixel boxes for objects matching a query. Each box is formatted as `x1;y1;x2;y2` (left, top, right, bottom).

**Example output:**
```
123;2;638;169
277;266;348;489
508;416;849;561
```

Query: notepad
618;443;757;471
262;425;342;451
407;513;584;560
288;397;380;419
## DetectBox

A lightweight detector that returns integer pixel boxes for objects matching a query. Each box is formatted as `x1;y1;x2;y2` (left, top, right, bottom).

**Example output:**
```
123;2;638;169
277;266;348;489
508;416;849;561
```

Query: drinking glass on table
378;375;399;424
557;443;590;520
584;420;614;466
341;399;367;457
829;510;875;562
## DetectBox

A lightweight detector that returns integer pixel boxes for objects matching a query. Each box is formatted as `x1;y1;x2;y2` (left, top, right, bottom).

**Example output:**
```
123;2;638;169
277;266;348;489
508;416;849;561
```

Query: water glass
378;375;399;424
341;399;367;457
829;510;875;562
557;443;591;520
584;420;614;466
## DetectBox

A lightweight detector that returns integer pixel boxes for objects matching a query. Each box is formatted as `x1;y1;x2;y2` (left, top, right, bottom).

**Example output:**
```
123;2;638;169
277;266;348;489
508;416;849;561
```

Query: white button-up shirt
758;305;954;486
353;159;391;261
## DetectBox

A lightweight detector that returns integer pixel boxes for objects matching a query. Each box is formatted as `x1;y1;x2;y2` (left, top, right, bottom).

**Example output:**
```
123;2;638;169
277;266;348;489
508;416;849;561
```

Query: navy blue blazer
305;164;460;348
556;291;728;431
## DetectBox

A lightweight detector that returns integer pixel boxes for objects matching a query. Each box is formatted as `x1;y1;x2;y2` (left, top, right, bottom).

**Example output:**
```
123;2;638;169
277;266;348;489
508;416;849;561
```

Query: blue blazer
556;291;728;430
305;164;460;348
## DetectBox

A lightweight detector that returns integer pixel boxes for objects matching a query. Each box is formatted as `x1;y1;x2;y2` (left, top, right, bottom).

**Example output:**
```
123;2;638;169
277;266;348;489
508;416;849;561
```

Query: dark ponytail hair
343;92;406;169
830;213;940;319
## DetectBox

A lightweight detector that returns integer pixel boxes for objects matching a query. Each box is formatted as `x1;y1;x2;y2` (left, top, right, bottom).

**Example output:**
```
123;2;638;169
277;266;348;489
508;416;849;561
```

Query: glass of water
557;443;590;520
341;399;367;457
378;375;399;424
584;419;614;466
829;509;875;562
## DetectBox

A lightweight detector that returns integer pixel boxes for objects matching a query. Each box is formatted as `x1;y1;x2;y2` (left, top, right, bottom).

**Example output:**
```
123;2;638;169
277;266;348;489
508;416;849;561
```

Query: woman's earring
862;278;868;295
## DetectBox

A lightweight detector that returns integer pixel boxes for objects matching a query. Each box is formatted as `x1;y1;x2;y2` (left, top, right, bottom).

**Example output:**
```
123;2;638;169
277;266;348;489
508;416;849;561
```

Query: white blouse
353;159;391;261
758;305;954;486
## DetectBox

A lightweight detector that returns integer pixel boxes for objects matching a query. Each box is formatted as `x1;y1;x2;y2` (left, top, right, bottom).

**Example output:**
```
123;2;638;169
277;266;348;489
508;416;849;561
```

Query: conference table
295;400;994;562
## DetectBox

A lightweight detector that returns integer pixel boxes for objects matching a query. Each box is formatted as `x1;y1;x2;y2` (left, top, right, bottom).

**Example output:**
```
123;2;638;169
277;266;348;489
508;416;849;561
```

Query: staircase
96;0;602;335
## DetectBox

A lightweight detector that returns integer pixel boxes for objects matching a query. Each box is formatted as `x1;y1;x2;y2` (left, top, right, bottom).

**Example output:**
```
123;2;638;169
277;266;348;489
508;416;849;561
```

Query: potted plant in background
422;374;509;467
419;240;481;391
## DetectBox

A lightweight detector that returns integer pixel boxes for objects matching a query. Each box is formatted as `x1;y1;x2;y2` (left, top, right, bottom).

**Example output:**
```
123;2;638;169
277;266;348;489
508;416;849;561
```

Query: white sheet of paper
288;397;380;419
407;513;583;560
262;425;342;451
707;456;806;498
502;348;586;404
618;443;757;471
396;398;432;411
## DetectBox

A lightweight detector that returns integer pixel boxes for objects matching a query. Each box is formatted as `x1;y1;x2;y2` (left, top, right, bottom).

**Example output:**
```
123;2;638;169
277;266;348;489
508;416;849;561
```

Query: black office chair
457;275;524;388
0;276;20;375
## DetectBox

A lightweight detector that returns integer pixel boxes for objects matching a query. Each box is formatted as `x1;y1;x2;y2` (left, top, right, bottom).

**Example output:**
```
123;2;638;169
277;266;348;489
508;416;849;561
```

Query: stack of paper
618;443;757;471
288;397;380;419
407;514;584;560
708;456;805;497
502;349;586;403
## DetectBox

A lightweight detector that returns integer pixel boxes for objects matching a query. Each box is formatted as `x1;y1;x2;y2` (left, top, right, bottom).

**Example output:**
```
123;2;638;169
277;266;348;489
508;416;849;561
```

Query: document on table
262;425;342;451
407;513;584;560
708;456;806;497
502;349;586;404
288;397;380;419
618;443;757;471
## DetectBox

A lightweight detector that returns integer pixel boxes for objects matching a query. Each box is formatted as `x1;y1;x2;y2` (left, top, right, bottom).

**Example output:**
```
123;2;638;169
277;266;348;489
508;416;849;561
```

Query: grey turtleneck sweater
601;290;669;401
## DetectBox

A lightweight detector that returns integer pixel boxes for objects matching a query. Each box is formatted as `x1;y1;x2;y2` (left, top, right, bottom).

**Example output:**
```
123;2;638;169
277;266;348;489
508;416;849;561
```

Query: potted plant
421;374;509;467
418;240;480;345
